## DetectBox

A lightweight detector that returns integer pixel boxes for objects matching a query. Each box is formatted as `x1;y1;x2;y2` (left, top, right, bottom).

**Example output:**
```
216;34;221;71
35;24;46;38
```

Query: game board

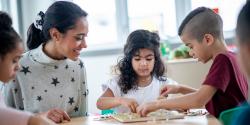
111;109;185;123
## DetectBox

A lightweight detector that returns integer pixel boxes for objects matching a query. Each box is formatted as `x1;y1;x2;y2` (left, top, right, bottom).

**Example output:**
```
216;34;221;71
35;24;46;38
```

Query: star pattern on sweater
65;65;69;69
19;106;24;110
20;66;31;75
71;77;75;82
51;78;60;87
11;52;88;115
37;96;42;101
74;106;79;112
83;89;89;97
68;97;75;105
79;61;83;68
14;88;18;94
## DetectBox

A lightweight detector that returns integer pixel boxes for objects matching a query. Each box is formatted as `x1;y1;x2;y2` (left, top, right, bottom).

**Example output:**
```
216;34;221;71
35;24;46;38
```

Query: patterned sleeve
79;59;88;116
4;78;25;110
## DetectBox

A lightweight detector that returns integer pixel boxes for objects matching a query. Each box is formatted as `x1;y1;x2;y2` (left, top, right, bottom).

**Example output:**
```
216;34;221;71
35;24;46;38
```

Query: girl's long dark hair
117;29;165;94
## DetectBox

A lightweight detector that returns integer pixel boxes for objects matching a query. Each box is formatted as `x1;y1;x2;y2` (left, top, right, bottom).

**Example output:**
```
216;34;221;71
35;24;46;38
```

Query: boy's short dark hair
178;7;224;42
236;1;250;44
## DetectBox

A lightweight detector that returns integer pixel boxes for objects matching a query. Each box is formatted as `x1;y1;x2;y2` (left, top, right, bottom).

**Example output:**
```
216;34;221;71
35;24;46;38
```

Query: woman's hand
41;108;70;123
119;97;139;113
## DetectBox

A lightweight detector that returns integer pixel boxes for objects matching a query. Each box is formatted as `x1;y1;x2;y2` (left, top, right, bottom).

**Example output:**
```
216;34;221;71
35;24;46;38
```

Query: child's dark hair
117;29;165;94
27;1;88;50
236;1;250;44
178;7;224;42
0;11;22;59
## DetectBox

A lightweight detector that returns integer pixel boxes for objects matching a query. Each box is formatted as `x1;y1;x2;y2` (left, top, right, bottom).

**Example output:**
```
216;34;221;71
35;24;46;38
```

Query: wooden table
60;114;221;125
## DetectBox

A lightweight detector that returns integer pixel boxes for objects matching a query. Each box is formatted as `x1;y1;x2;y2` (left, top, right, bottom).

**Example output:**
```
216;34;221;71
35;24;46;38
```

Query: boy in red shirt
137;7;248;118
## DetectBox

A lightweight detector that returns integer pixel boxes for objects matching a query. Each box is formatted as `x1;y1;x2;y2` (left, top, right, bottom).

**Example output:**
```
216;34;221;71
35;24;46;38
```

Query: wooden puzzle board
111;110;185;123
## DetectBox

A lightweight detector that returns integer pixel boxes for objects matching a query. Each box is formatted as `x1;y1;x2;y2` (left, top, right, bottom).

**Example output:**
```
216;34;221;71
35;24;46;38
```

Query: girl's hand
136;101;160;117
41;108;70;123
119;98;139;113
160;84;180;97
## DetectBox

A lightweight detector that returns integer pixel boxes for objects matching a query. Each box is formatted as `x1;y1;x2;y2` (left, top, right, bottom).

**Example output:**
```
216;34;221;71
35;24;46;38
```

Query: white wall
167;59;212;89
81;53;122;114
19;0;53;41
82;54;212;114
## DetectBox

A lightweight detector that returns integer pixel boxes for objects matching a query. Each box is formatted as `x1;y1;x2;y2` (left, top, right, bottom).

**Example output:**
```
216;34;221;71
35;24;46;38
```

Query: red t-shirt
203;51;248;117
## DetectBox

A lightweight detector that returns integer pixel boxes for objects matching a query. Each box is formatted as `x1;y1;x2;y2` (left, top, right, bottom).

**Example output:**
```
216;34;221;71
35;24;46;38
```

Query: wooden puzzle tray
111;110;185;123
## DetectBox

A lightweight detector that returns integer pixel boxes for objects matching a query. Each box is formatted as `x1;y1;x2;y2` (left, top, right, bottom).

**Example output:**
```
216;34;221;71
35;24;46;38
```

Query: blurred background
0;0;247;114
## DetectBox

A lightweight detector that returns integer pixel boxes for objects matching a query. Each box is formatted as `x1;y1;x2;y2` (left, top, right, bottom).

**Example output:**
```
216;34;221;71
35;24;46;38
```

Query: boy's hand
40;108;70;123
136;101;160;117
119;98;139;113
160;84;180;97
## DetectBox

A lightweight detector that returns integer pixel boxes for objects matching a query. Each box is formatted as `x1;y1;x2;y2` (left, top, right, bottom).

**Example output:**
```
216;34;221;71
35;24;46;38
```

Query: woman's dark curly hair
117;29;165;94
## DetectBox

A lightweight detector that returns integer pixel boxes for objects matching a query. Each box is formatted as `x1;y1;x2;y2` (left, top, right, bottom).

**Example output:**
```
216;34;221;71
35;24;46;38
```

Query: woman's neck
43;41;65;60
137;76;152;87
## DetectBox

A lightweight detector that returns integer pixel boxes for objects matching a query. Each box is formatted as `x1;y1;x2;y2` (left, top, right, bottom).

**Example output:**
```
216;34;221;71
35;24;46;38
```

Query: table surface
60;114;221;125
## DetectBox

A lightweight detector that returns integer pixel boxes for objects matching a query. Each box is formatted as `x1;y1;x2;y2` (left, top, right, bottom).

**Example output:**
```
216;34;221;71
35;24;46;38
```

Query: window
127;0;177;37
0;0;20;34
0;1;2;10
73;0;178;49
191;0;246;31
73;0;117;46
1;0;246;50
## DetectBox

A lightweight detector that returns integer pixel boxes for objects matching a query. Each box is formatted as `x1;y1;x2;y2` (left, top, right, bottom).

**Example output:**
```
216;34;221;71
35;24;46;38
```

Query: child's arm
96;88;138;113
137;85;217;116
160;84;197;97
28;114;56;125
0;107;55;125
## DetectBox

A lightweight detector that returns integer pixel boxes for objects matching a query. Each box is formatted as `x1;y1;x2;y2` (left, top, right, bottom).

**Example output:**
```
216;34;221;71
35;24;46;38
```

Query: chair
219;106;248;125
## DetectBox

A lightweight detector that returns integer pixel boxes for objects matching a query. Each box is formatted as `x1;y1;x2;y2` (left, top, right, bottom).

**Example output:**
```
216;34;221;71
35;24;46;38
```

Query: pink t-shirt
203;51;248;117
0;93;32;125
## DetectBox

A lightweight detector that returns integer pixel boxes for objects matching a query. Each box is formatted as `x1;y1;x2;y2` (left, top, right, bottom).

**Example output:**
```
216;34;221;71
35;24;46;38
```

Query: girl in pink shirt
0;11;55;125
